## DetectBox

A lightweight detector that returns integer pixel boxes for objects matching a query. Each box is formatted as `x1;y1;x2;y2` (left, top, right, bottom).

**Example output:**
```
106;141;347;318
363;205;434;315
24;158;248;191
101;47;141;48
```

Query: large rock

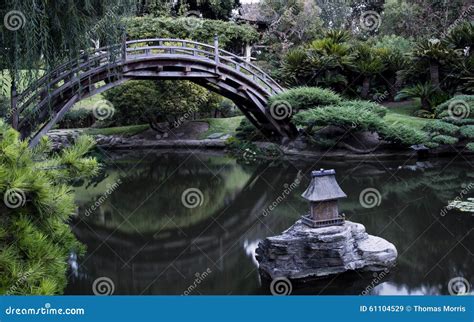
256;220;397;280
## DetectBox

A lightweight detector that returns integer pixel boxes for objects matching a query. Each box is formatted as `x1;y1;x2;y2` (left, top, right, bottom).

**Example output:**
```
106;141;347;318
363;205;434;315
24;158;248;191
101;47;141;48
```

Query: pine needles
0;120;98;294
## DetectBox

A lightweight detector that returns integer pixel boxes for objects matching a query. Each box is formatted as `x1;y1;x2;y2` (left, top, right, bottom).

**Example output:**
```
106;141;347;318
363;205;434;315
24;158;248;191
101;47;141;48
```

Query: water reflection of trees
74;152;253;233
67;154;473;295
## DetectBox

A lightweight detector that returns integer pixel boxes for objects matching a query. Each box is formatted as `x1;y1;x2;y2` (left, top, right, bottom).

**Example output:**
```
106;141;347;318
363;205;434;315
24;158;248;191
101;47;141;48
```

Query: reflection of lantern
301;169;346;228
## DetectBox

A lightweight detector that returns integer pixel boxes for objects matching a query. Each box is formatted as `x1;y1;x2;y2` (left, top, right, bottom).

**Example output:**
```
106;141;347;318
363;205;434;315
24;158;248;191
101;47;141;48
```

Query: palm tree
395;82;439;111
352;44;386;99
305;35;355;90
412;39;455;89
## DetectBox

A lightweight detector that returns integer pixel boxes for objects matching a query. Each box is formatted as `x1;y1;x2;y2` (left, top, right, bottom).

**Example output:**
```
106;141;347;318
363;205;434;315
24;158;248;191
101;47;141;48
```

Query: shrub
378;123;427;146
460;125;474;139
467;142;474;152
338;100;387;117
235;118;265;141
422;120;459;136
431;135;459;145
103;80;209;126
434;95;474;118
57;108;94;129
268;87;342;114
125;17;259;51
293;105;383;132
294;104;425;146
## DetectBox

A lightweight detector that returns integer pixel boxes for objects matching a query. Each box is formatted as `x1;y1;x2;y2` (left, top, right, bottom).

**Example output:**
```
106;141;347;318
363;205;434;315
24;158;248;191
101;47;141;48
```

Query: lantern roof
301;169;347;202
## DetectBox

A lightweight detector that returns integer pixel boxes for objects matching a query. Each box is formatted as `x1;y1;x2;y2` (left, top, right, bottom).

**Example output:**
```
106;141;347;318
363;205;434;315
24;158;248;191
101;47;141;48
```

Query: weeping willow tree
0;0;136;98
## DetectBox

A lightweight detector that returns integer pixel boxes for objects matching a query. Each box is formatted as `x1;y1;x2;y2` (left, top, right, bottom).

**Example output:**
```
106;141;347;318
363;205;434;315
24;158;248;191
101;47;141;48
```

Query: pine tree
0;120;98;294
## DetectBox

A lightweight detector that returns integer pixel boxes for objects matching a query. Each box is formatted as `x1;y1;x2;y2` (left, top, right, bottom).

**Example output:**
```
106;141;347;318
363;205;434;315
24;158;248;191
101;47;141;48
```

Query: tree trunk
386;75;398;100
421;97;430;110
430;61;440;88
361;76;370;99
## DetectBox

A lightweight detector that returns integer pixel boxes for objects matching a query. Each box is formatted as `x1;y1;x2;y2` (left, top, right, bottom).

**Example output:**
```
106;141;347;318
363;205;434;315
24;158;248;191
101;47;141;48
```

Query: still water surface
65;150;473;295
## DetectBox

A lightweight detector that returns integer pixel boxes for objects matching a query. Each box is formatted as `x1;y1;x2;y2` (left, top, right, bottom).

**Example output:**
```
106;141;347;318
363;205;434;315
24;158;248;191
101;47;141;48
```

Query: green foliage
378;123;426;146
338;100;387;117
103;80;210;125
294;104;425;146
136;0;239;19
431;135;459;145
269;87;342;113
460;126;474;139
435;95;474;118
294;105;382;132
421;119;473;150
0;95;8;119
0;121;98;294
396;83;446;111
235;118;265;141
57;108;94;129
1;0;135;91
125;17;259;50
422;120;460;136
466;142;474;152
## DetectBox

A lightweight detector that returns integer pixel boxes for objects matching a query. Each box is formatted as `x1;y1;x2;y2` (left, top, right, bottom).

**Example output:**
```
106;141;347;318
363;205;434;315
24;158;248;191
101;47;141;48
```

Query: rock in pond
256;220;397;280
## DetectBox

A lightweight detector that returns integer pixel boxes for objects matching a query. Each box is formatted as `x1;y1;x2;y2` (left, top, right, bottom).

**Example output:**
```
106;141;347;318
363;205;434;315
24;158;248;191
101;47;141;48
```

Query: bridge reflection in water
65;151;473;295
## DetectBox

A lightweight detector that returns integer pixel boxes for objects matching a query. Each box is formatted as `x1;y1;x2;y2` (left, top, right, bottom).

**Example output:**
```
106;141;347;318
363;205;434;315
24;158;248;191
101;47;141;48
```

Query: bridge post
121;32;127;61
10;81;18;130
214;35;219;72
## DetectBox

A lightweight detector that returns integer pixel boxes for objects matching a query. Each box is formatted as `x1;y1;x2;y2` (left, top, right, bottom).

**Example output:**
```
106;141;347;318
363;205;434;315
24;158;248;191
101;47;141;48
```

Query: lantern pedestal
256;220;397;281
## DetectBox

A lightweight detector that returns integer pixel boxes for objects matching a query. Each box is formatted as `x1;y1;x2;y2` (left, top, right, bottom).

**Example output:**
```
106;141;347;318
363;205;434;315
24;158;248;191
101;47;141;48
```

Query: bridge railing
124;38;284;95
14;37;284;132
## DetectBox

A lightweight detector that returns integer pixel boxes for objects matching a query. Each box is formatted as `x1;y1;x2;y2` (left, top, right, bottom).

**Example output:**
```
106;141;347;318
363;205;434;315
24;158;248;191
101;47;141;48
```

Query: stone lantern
301;169;346;228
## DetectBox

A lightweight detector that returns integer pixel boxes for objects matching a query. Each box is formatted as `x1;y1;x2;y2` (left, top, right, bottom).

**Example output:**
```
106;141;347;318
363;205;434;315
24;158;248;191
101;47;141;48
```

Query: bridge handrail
126;38;283;92
15;37;283;124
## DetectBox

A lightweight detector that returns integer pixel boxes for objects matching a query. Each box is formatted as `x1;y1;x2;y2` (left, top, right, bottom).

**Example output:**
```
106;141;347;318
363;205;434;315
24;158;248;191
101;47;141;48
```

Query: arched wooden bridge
10;37;297;146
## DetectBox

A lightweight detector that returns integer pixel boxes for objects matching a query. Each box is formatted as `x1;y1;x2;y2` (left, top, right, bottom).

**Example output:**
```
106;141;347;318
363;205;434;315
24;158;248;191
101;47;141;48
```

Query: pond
65;150;473;295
